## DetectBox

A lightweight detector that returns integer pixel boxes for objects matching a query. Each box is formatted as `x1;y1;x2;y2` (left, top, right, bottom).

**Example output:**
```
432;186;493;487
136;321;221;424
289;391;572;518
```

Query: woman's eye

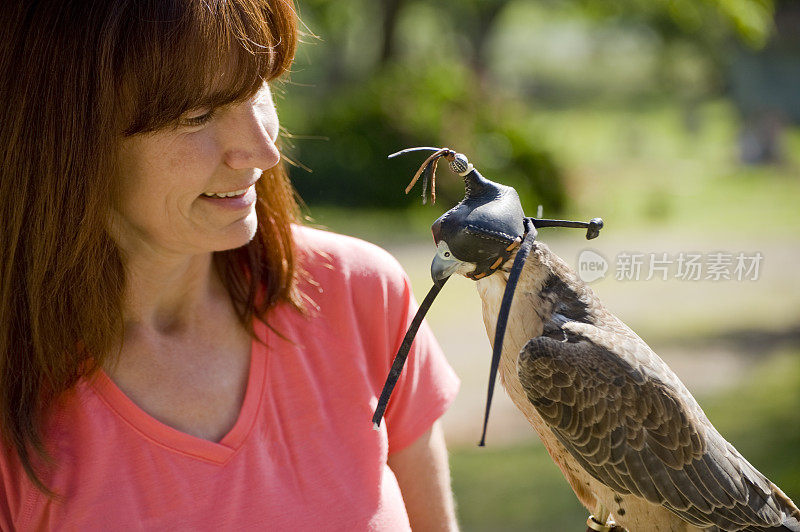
179;109;215;127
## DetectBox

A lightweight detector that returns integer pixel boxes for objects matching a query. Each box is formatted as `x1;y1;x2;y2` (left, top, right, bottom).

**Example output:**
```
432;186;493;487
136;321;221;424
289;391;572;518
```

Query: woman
0;1;460;529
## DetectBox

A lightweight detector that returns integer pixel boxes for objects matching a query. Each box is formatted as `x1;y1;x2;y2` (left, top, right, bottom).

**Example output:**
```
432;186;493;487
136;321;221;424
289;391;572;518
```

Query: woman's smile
199;184;257;210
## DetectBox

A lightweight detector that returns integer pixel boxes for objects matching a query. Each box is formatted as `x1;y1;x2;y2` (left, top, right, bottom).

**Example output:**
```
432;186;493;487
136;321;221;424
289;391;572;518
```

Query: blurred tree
379;0;405;64
434;0;511;84
728;0;800;163
574;0;773;48
284;60;566;211
285;0;567;211
281;0;776;212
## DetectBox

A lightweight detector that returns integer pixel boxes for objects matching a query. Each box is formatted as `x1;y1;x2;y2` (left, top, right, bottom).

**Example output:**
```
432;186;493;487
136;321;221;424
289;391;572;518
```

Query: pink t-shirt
0;226;460;531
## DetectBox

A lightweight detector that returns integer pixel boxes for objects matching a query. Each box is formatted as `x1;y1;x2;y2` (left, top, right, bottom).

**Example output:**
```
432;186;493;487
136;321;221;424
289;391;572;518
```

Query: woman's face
112;83;281;259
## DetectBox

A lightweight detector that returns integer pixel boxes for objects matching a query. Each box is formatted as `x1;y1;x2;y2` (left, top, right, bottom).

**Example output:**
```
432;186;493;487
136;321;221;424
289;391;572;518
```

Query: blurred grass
541;101;800;239
448;351;800;531
450;444;585;532
303;99;800;343
303;100;800;243
700;351;800;496
300;204;438;247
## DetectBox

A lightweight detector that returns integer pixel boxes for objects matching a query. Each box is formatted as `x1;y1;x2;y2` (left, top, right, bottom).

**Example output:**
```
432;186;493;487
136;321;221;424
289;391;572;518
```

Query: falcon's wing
517;321;796;531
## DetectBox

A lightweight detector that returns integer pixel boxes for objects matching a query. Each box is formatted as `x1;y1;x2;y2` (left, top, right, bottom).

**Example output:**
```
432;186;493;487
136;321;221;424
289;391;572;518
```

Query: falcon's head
430;169;526;284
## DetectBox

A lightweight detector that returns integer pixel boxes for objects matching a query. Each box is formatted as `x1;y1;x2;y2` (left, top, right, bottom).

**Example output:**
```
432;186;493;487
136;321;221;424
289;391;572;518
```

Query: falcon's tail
743;502;800;531
780;514;800;532
744;524;800;532
775;484;800;532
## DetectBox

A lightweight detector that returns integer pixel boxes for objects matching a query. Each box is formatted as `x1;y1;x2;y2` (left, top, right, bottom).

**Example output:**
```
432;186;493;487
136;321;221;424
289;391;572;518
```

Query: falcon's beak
431;254;461;284
431;241;463;284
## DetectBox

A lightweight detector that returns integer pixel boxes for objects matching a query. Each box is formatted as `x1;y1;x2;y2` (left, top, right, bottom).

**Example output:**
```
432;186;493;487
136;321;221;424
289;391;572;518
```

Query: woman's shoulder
291;224;406;282
287;225;416;336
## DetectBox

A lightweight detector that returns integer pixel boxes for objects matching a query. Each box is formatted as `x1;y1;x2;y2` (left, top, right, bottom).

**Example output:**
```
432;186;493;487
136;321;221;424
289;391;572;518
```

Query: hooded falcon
426;156;800;532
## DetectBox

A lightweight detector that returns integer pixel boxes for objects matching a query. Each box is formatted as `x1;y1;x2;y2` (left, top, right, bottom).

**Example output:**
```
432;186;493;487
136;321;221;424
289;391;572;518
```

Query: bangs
117;0;297;135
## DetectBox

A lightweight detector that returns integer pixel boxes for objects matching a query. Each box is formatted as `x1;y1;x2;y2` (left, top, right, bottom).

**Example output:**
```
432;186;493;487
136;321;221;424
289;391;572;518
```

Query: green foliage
283;61;565;211
712;0;775;47
575;0;774;47
280;0;778;212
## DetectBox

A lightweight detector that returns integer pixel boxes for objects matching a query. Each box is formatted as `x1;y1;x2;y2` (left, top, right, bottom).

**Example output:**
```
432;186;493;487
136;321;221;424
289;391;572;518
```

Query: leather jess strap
371;276;450;430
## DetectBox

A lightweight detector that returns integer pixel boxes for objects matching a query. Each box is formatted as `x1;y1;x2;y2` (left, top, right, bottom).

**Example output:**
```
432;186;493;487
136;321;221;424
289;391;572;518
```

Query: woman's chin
213;212;259;251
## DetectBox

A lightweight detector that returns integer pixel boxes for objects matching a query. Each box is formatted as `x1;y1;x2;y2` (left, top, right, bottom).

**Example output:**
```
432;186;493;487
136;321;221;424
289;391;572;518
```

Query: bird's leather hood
431;168;525;276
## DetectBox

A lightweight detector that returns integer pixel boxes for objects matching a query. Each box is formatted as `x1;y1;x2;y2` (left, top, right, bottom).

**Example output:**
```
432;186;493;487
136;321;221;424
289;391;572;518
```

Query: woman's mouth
199;185;257;209
201;186;251;198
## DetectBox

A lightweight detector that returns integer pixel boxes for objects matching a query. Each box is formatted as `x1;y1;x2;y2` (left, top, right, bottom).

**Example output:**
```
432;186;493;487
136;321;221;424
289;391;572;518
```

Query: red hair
0;0;299;493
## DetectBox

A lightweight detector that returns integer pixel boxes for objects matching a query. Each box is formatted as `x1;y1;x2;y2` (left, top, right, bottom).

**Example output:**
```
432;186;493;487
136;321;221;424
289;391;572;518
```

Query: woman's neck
106;248;253;442
121;250;223;336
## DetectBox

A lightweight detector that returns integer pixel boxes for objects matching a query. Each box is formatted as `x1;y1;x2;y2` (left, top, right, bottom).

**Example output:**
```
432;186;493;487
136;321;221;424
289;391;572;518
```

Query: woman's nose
222;102;281;171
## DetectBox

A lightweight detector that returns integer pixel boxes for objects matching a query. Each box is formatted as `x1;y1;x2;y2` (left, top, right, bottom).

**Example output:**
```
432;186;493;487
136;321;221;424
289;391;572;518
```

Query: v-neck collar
88;320;269;465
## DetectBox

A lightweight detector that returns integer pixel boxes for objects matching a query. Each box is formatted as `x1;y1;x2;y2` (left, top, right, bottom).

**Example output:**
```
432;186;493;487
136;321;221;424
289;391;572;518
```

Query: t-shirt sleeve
0;439;32;531
291;226;460;456
382;274;460;455
0;471;11;532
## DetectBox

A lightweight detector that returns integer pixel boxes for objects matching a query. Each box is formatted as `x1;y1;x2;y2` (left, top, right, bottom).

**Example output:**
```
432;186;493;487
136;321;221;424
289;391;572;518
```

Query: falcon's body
397;154;799;530
475;242;800;532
